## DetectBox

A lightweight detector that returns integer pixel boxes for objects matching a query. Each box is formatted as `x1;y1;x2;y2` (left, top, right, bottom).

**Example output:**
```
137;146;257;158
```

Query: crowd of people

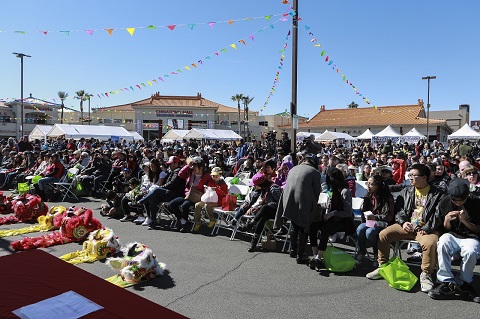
1;133;479;303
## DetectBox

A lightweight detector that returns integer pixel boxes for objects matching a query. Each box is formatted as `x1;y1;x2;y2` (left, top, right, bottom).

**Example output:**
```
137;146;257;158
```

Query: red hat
166;156;180;164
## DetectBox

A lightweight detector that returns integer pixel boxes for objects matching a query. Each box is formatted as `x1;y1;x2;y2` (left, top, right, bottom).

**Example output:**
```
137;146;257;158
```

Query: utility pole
422;75;436;141
13;52;31;138
290;0;298;154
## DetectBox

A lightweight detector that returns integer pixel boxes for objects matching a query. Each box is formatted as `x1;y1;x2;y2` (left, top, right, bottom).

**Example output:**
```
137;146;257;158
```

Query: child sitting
100;190;123;219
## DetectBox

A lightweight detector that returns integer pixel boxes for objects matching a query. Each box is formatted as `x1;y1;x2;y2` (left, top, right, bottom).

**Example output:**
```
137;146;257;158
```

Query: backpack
323;246;356;273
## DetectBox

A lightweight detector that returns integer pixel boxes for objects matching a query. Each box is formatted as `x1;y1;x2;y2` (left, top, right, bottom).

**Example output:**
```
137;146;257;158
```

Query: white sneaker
366;267;383;280
142;217;152;226
420;272;434;292
134;216;145;224
328;234;337;242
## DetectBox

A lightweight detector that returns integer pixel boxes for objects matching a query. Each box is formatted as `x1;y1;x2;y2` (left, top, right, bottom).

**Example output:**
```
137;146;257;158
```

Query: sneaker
420;272;434;293
458;282;480;302
407;252;422;263
134;216;145;224
428;282;459;300
207;220;216;228
308;257;325;270
328;234;337;243
141;217;152;226
366;267;382;280
192;223;202;233
289;249;297;258
354;253;365;264
120;215;133;222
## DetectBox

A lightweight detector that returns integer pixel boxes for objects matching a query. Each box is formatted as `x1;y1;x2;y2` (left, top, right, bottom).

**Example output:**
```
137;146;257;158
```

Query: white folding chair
352;197;364;221
355;181;368;198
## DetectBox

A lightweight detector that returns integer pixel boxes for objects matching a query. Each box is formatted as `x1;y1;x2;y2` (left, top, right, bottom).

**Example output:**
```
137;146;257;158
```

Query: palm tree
231;94;243;134
242;96;254;141
75;90;86;124
57;91;68;124
348;101;359;108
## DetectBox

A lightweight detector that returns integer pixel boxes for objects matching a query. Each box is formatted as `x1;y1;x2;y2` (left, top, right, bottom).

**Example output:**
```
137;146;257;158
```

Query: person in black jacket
137;156;186;228
366;163;445;293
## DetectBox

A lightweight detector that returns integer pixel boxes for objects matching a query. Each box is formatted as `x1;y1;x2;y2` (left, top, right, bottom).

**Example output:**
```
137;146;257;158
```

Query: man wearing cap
428;179;480;302
138;156;186;228
366;163;445;293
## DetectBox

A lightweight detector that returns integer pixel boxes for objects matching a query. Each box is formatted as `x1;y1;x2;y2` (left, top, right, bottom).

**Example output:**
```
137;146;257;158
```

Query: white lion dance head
106;242;166;284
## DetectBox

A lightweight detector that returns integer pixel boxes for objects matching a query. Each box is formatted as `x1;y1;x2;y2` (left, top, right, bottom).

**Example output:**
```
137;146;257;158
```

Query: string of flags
1;11;294;105
303;24;377;109
255;29;291;118
0;13;288;36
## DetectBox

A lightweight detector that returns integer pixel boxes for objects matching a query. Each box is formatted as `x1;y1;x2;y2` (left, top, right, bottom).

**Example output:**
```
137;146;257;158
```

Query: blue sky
1;0;479;121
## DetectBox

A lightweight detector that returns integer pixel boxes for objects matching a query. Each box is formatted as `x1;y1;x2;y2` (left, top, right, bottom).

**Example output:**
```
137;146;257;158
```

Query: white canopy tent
29;125;53;142
161;129;190;142
47;124;134;141
356;128;374;140
315;130;357;147
402;128;426;144
183;129;242;140
372;125;402;144
296;132;323;142
128;131;145;141
447;123;480;140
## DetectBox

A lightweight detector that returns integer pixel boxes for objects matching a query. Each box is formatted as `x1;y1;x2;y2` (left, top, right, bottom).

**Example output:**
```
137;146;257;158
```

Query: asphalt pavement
0;194;479;319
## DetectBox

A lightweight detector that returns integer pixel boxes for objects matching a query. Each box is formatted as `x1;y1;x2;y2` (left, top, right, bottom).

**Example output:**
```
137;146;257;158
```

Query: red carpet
0;250;188;319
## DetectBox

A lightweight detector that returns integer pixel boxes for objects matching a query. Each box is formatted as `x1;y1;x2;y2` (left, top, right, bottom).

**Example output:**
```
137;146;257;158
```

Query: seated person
100;190;123;219
428;179;480;302
366;164;445;293
192;167;228;233
36;153;64;200
229;178;263;227
119;178;143;222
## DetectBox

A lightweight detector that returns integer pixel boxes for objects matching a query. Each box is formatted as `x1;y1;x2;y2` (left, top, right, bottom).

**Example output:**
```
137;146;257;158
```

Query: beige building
281;99;454;142
429;104;469;132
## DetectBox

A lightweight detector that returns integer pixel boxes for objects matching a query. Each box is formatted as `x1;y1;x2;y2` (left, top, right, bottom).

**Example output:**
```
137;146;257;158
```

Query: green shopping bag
323;246;356;273
17;182;30;195
229;176;240;185
32;175;42;184
378;256;418;291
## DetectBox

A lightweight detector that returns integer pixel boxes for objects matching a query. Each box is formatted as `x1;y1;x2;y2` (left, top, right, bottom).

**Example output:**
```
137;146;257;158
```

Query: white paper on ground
12;290;103;319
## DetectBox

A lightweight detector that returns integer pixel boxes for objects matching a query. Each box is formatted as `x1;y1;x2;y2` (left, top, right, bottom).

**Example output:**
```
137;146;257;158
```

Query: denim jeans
38;176;60;191
168;197;195;220
437;233;480;284
356;222;383;256
138;187;175;220
233;207;246;220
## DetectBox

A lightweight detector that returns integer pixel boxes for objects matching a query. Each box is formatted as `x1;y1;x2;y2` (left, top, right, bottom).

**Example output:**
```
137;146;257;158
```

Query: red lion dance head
0;194;48;225
11;207;102;251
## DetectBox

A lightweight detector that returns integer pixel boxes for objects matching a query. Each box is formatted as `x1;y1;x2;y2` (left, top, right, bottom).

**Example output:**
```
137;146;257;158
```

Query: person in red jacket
192;167;228;233
168;157;212;232
391;158;406;185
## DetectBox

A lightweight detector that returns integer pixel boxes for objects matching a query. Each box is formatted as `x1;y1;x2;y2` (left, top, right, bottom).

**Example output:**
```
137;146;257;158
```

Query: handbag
261;232;277;251
221;194;237;211
185;187;203;203
378;256;418;291
201;187;218;203
323;246;356;273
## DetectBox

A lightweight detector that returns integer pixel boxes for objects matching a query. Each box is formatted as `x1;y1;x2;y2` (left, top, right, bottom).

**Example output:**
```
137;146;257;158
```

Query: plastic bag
323;246;356;273
229;177;240;185
378;256;418;291
201;187;218;203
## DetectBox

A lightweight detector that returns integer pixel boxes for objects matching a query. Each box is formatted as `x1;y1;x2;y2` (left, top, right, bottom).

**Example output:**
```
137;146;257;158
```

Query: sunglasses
466;172;478;176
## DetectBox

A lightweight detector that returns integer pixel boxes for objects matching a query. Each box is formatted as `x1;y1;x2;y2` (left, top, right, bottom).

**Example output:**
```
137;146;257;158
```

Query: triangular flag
185;66;191;71
305;25;310;30
115;90;119;94
126;28;135;36
147;81;152;86
177;69;183;73
105;93;109;97
167;25;176;31
198;60;203;65
320;50;326;56
14;31;25;34
97;94;101;99
85;30;94;35
228;20;234;25
136;84;141;89
130;86;134;90
105;28;114;35
152;79;157;83
147;25;157;30
42;31;48;35
230;44;237;50
191;63;197;68
249;34;254;41
325;56;329;62
220;48;227;53
239;39;246;45
188;24;195;30
208;22;215;29
141;83;146;87
265;15;272;21
158;77;164;82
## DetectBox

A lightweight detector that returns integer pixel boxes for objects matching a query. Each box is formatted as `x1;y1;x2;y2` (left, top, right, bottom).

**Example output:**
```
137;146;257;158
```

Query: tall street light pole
290;0;298;154
422;75;436;141
13;52;31;138
87;94;93;125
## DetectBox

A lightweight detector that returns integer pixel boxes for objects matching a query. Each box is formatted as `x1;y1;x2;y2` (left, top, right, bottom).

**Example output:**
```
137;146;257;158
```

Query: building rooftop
284;100;447;129
94;92;239;113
